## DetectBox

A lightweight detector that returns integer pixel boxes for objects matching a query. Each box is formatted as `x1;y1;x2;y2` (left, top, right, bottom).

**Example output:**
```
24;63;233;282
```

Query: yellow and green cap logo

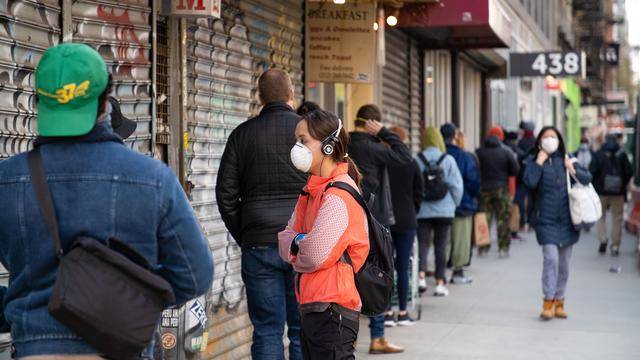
35;43;109;137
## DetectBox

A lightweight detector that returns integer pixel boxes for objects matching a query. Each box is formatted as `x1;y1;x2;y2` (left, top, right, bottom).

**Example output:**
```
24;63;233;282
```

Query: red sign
164;0;220;18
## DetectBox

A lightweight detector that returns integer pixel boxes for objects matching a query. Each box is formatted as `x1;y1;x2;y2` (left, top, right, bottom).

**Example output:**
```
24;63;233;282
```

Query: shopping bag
473;212;491;247
509;204;521;233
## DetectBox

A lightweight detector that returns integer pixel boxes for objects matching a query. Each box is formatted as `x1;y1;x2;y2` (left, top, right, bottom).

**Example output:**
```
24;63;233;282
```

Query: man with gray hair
217;68;306;359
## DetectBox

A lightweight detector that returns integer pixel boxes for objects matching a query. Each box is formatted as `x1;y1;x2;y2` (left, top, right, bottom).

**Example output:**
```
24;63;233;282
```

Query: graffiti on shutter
72;0;152;154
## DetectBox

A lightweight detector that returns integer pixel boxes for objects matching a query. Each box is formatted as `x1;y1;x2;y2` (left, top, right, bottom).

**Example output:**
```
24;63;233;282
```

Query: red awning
395;0;511;49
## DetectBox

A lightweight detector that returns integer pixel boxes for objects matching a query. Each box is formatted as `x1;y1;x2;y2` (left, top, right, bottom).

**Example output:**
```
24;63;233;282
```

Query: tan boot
540;299;555;321
369;337;405;354
554;299;568;319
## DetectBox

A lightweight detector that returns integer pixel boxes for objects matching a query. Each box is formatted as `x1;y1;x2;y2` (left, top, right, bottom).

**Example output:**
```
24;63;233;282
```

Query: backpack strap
436;153;447;166
417;152;429;169
326;181;369;273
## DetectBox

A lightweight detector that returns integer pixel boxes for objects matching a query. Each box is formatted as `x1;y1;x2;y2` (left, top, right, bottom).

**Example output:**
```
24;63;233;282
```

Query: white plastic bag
567;170;602;228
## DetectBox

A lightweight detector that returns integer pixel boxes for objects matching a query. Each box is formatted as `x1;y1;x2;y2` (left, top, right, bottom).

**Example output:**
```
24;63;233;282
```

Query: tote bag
566;170;602;229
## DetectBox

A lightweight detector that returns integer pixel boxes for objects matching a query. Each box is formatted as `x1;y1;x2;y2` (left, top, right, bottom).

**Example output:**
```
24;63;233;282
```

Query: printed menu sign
305;2;376;83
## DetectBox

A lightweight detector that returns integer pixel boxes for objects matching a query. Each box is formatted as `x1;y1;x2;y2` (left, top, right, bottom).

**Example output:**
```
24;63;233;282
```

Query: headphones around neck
321;118;343;156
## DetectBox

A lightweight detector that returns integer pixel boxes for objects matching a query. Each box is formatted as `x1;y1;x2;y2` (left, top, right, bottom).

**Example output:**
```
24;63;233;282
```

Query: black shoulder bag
28;148;175;359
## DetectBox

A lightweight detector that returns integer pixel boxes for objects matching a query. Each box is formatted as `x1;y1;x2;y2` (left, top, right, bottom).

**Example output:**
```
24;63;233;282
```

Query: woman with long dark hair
279;109;369;359
523;126;591;321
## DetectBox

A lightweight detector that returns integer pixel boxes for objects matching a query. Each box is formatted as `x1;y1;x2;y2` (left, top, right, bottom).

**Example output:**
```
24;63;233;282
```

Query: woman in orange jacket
279;109;369;360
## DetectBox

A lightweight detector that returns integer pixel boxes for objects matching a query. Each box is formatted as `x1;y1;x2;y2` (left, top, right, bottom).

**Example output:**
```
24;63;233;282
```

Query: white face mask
290;142;313;173
541;137;559;154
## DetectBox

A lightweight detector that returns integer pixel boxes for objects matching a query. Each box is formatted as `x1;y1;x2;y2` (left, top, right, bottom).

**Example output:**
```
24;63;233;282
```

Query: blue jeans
391;230;416;311
370;315;385;339
242;246;302;360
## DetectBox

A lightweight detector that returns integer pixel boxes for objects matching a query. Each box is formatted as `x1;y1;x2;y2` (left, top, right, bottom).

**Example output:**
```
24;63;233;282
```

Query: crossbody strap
28;148;64;258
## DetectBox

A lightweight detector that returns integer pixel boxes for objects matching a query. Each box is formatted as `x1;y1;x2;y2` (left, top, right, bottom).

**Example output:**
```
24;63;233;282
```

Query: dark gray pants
542;244;573;300
418;219;452;282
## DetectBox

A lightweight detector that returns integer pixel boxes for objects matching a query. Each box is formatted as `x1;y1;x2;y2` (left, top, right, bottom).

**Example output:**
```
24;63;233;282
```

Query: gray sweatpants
542;244;573;300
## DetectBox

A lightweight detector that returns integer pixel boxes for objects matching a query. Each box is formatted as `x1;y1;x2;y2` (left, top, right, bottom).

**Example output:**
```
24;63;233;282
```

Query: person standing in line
523;126;591;320
385;126;423;326
574;136;593;170
416;127;463;297
476;126;520;257
279;110;369;360
441;124;480;284
589;133;633;256
296;101;320;116
348;104;411;354
216;69;307;360
0;43;214;359
516;121;537;231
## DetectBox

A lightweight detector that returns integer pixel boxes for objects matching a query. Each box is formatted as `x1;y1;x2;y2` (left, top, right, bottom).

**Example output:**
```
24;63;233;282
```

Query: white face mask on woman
541;136;559;154
290;142;313;173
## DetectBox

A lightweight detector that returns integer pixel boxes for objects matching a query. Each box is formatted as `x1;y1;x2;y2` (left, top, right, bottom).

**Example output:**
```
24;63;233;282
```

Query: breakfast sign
305;1;376;83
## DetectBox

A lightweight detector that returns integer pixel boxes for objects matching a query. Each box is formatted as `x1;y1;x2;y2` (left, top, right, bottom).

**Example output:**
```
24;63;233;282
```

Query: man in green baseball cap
35;43;109;136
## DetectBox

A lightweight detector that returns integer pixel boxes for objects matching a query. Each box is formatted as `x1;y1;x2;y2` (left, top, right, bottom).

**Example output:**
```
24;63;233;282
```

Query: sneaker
611;247;620;256
418;277;428;293
599;243;607;254
511;233;522;241
451;272;473;285
498;249;510;258
384;313;397;327
434;284;449;297
396;313;415;326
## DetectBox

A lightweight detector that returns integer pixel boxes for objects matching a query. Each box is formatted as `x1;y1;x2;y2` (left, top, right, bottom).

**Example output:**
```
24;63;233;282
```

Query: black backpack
326;181;394;316
417;153;448;201
603;149;625;194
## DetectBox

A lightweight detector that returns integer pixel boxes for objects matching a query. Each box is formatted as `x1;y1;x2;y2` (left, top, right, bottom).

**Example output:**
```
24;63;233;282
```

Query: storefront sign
509;52;586;78
305;2;376;83
162;0;221;18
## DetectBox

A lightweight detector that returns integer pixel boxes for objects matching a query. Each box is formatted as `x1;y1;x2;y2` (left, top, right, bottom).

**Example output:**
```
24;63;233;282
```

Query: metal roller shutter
383;29;411;131
186;14;253;359
409;38;422;153
186;1;303;357
72;0;153;154
0;0;61;352
239;0;304;103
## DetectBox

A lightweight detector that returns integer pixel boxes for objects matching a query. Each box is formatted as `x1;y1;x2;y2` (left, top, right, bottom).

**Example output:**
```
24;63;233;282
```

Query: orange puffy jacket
278;163;369;311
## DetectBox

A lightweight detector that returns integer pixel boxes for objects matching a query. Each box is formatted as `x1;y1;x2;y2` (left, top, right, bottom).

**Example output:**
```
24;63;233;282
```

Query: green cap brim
38;98;98;137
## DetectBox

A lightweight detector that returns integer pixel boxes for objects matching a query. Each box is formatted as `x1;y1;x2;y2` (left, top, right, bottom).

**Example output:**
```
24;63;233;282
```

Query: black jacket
476;136;520;191
388;160;424;232
216;102;307;248
589;138;633;196
348;128;413;226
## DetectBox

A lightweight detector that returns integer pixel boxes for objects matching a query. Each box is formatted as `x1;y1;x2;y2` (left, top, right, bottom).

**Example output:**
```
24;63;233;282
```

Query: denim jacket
0;121;214;358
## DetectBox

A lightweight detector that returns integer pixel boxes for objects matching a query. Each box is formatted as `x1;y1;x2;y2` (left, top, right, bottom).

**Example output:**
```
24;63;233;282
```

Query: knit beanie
488;126;505;141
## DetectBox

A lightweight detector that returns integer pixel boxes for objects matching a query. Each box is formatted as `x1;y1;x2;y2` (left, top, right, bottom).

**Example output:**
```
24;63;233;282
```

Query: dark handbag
28;148;175;359
326;182;394;317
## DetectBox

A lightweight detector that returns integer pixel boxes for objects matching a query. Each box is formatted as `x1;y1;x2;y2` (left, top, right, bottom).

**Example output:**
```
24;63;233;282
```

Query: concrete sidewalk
356;228;640;359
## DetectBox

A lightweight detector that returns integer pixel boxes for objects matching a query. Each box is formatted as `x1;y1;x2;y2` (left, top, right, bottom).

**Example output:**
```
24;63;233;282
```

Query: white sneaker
418;278;427;293
451;274;473;285
434;284;449;297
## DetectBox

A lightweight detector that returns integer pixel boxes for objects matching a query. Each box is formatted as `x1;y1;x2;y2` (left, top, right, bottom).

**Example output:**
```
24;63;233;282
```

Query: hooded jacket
589;137;633;196
348;128;412;226
476;136;520;191
278;164;369;311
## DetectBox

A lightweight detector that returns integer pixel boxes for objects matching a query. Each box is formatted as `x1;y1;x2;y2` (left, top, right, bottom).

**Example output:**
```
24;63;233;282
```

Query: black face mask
108;97;137;139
